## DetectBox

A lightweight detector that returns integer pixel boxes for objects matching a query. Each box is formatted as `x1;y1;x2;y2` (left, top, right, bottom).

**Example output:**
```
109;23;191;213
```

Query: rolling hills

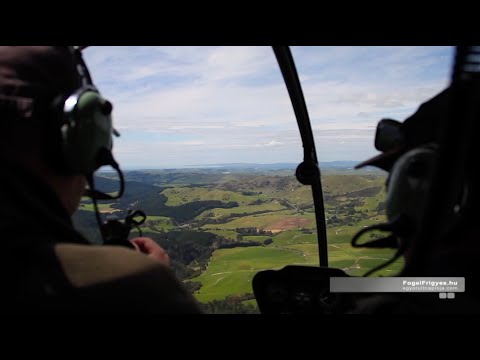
73;166;398;312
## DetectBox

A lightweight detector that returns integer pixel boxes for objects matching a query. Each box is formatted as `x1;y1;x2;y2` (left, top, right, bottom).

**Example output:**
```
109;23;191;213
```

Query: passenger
0;46;202;314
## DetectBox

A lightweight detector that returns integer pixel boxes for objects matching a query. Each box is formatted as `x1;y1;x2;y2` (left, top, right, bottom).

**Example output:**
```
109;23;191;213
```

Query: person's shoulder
53;243;164;288
53;243;202;314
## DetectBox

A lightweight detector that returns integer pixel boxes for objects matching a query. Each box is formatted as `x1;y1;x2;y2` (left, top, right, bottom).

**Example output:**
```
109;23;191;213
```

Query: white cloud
83;46;453;168
264;140;283;146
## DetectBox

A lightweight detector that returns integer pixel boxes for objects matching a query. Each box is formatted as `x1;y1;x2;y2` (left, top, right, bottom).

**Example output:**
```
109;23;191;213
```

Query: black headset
40;46;124;201
386;143;468;243
49;47;128;244
385;145;438;242
351;119;468;276
349;142;438;276
45;46;118;177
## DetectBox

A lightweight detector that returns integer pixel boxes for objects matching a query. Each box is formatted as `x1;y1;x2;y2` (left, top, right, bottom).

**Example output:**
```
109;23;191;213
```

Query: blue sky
83;46;453;169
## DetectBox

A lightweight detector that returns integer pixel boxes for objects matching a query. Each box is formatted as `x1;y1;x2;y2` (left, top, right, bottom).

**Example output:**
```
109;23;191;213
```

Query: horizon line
100;160;373;171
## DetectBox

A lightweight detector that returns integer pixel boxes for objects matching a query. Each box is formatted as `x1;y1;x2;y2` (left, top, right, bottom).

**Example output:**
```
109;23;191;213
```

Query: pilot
0;46;202;314
352;85;480;314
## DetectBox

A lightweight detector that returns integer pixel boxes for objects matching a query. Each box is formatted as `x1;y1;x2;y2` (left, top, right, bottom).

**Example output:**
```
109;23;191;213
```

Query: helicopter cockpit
75;46;476;314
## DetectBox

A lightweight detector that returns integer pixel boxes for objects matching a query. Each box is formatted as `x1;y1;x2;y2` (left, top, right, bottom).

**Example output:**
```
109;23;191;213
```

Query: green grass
326;242;404;276
162;187;264;206
193;215;404;303
205;229;239;241
193;238;404;302
271;187;313;206
276;240;403;277
194;271;257;303
143;215;175;232
192;246;308;302
195;202;286;220
217;176;313;206
243;235;272;242
272;230;317;245
242;299;258;308
323;174;386;195
282;243;320;264
111;172;397;304
78;202;118;213
203;210;315;231
189;173;400;305
326;217;387;244
354;187;387;217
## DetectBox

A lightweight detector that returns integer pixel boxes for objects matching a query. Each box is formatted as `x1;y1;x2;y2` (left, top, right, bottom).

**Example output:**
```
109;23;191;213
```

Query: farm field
73;166;399;312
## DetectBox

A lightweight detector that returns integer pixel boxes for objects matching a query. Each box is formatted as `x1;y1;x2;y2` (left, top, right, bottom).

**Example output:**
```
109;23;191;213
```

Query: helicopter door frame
272;46;329;267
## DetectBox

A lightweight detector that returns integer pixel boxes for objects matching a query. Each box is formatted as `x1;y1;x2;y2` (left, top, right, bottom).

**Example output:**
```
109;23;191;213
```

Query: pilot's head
356;85;479;265
0;46;115;215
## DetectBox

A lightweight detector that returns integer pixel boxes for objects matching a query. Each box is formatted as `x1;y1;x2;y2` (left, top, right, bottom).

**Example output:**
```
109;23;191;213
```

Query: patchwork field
195;202;286;220
186;171;398;303
162;187;264;206
78;202;119;214
202;210;316;231
192;232;403;303
74;168;398;312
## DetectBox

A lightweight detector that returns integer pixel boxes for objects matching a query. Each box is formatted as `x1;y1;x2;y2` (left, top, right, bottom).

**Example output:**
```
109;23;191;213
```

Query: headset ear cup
61;89;113;175
386;146;436;244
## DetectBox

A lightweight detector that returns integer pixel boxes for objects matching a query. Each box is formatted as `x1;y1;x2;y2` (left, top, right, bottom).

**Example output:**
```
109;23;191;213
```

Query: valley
72;164;403;313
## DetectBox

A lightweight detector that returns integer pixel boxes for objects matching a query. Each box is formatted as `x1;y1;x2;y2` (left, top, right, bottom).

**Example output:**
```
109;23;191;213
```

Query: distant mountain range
184;161;362;170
